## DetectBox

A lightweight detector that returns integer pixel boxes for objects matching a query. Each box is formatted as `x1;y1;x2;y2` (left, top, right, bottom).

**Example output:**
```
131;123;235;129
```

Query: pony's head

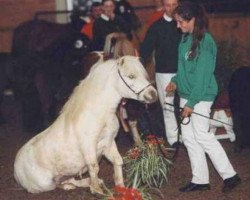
103;32;136;60
115;56;157;104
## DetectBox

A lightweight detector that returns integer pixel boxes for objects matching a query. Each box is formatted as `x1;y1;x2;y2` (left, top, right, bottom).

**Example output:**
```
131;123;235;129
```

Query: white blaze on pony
14;56;157;194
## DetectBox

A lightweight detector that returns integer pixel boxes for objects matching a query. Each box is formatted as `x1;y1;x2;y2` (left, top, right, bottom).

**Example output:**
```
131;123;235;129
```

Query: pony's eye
128;74;135;79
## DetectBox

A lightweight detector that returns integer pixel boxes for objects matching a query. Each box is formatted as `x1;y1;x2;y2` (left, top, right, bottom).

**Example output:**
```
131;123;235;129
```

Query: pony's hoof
90;185;104;195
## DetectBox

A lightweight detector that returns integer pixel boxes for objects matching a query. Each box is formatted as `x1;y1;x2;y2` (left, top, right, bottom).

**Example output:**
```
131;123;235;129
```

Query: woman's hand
181;106;193;118
165;82;176;93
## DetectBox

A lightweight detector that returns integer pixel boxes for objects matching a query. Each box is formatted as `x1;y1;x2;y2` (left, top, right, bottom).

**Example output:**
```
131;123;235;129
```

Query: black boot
179;182;211;192
222;174;241;193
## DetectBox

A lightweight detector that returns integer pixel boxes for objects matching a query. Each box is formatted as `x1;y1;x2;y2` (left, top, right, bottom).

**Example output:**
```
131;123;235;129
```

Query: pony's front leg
81;138;103;194
104;140;124;186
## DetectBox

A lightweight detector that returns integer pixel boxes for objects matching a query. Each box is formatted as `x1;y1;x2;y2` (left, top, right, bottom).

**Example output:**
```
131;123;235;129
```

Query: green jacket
172;32;218;108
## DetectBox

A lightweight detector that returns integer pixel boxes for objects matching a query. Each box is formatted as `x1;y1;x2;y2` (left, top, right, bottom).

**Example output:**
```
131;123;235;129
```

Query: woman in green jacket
166;1;241;193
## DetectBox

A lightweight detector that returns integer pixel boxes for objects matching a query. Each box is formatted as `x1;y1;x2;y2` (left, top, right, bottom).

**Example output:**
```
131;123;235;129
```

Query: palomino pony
14;56;157;194
81;32;148;145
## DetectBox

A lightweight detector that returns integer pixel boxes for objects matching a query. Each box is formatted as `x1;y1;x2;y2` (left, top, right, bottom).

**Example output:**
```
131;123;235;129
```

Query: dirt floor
0;95;250;200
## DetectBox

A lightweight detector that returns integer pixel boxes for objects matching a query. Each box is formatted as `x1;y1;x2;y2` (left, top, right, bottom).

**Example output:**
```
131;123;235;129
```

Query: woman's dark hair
174;1;208;60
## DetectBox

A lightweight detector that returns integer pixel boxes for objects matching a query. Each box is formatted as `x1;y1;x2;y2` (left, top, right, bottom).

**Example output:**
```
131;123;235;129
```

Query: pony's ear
117;57;125;67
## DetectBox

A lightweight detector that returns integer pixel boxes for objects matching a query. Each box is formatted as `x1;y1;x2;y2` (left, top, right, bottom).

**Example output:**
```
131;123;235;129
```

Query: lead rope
165;102;233;127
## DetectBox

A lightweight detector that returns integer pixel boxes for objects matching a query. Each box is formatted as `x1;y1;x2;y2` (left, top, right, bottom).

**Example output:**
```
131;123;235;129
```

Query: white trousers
155;73;178;145
180;98;236;184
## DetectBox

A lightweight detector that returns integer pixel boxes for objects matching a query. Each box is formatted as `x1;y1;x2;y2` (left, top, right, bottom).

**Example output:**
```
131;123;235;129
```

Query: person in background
114;0;141;32
92;0;132;51
81;2;102;40
140;0;181;148
166;1;241;193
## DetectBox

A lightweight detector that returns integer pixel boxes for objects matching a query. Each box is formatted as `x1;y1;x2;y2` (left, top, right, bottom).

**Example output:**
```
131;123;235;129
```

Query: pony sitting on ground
14;56;157;194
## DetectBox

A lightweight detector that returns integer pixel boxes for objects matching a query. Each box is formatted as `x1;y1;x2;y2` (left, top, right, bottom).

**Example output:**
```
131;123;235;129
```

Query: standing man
140;0;181;147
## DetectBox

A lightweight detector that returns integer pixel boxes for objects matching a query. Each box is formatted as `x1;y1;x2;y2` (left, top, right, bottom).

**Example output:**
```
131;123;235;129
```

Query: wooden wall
0;0;55;52
209;14;250;66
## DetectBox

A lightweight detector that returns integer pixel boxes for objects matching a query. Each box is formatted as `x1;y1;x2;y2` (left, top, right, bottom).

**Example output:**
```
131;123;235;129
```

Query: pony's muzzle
142;87;158;104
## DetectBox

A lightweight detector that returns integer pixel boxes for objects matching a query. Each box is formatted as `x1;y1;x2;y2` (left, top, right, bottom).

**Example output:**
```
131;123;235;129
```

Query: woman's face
102;0;115;17
175;14;195;33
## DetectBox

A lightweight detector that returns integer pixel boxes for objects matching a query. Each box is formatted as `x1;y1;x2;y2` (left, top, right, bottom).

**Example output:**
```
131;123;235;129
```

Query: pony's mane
59;33;138;123
103;32;136;60
60;59;118;118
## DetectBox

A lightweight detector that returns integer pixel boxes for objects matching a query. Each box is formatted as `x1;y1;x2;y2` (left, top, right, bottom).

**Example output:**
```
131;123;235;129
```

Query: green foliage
215;38;241;92
123;137;173;188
